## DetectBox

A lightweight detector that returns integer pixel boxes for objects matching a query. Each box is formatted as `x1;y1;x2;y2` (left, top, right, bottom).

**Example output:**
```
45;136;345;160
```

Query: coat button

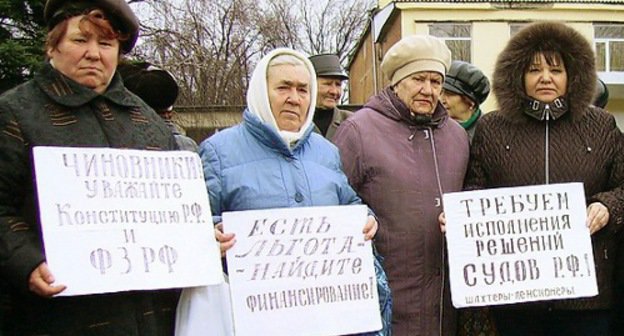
295;192;303;203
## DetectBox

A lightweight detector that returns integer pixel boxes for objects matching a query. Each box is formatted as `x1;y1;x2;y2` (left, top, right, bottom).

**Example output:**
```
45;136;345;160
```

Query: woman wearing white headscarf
197;48;391;335
199;48;374;226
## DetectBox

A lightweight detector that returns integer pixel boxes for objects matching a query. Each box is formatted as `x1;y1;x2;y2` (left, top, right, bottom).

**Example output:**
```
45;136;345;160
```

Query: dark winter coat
164;119;199;152
0;63;179;335
334;87;469;335
313;106;353;140
465;21;624;311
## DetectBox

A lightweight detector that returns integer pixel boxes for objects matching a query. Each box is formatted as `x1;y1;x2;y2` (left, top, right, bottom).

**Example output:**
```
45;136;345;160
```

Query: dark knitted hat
594;78;609;108
443;61;490;105
309;54;348;80
118;62;179;111
44;0;139;53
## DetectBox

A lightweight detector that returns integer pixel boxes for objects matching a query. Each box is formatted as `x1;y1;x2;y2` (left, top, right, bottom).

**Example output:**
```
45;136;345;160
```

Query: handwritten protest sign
33;146;223;296
223;205;381;336
443;183;597;308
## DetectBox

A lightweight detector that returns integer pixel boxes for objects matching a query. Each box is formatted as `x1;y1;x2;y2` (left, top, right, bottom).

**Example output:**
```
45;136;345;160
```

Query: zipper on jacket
427;126;446;336
544;105;550;185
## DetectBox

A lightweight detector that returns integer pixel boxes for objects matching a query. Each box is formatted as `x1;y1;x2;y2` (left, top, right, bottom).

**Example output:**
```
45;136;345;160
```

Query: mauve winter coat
333;87;469;335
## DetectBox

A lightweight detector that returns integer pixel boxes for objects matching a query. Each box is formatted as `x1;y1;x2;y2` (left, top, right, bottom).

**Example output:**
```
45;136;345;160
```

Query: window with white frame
594;24;624;73
428;23;471;62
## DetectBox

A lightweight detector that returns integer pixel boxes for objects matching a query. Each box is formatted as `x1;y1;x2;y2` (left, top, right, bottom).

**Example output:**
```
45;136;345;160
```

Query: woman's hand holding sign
439;212;447;233
586;202;609;235
215;222;236;257
29;262;66;297
363;215;378;241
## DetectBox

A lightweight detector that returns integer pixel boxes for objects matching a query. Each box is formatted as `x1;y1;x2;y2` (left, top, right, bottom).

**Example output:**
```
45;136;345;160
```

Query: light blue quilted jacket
199;109;392;336
199;109;363;222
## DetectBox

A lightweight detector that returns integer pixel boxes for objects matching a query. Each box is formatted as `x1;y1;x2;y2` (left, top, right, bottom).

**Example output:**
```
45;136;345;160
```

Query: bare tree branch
131;0;374;106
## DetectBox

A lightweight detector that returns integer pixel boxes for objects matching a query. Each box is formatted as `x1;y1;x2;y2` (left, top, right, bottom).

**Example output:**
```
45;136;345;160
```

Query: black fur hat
118;62;179;111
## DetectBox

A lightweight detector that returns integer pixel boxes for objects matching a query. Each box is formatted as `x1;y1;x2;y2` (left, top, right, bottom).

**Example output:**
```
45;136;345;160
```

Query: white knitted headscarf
246;48;317;148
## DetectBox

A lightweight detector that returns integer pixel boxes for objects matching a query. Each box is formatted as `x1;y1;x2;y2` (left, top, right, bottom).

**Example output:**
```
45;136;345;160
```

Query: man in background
118;62;199;152
309;54;352;140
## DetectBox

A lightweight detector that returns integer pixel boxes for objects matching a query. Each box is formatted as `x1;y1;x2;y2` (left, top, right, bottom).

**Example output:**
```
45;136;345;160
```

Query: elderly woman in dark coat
440;60;490;142
464;21;624;336
0;0;179;334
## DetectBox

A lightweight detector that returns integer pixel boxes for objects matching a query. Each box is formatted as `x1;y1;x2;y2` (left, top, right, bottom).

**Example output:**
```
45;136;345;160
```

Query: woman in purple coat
334;35;469;335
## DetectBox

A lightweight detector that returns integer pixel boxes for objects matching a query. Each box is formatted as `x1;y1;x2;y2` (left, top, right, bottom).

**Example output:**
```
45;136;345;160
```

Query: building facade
349;0;624;125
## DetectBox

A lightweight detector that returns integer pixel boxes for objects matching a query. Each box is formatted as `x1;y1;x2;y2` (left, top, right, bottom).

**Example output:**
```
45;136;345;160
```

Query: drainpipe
370;8;379;94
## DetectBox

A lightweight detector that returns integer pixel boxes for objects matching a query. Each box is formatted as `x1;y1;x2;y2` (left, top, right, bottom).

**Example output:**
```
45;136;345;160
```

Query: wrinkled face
316;77;344;109
393;71;443;115
441;91;474;122
47;15;120;93
524;52;567;103
267;64;311;132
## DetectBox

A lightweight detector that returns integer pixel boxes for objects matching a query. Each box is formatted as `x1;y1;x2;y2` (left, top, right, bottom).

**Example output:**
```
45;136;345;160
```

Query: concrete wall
174;106;244;143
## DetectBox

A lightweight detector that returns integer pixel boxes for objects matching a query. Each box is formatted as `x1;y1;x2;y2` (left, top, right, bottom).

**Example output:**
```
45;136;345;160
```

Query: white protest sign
443;183;597;308
223;205;381;336
33;146;223;296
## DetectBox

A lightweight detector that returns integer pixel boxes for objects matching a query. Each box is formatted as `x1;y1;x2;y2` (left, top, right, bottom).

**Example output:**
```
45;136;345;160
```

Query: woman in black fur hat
464;21;624;336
